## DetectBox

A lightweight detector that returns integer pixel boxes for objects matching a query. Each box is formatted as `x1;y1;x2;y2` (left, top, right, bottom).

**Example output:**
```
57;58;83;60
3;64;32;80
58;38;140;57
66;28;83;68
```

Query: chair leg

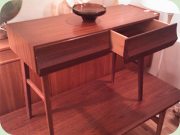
41;75;54;135
156;111;166;135
112;52;117;83
21;61;32;119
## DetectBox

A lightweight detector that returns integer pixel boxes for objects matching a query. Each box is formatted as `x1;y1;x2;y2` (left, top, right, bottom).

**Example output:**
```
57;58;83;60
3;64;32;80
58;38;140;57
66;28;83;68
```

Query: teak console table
7;5;177;135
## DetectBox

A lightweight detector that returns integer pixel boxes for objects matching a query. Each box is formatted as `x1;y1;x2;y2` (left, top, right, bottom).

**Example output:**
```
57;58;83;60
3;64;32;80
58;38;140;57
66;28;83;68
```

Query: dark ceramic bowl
72;3;106;22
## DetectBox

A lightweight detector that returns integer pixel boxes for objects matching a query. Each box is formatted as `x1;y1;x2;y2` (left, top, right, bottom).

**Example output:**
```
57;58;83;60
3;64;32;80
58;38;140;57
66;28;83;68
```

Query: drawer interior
111;19;177;62
114;19;167;37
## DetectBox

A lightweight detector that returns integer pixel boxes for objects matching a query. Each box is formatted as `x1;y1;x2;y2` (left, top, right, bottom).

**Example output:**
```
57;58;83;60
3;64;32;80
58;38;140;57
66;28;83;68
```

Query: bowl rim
72;3;106;16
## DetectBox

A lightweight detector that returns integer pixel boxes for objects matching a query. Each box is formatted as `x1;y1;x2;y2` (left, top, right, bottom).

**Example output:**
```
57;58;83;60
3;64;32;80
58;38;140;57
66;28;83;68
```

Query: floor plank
0;69;180;135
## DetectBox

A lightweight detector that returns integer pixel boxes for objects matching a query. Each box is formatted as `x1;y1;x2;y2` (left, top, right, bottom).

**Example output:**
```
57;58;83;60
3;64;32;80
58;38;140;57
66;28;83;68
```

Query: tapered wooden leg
156;111;166;135
138;57;144;101
112;52;117;83
21;61;32;119
41;75;54;135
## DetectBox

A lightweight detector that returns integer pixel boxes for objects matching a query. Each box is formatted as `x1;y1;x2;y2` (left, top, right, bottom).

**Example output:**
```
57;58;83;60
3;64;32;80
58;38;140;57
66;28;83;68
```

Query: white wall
11;0;57;22
149;14;180;89
10;0;141;23
11;0;120;23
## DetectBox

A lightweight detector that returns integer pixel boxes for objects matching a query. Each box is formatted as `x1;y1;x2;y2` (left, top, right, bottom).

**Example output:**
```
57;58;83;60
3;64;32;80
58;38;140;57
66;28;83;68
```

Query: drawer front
35;31;110;75
124;23;177;62
111;20;177;62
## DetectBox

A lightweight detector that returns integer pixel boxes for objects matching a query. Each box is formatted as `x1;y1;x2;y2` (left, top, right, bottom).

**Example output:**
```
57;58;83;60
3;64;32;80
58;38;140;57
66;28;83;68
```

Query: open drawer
111;19;177;62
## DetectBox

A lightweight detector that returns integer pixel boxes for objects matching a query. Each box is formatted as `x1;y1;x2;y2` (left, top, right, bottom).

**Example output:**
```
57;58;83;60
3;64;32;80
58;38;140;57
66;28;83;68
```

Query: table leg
41;75;54;135
21;61;32;119
156;111;166;135
138;57;144;101
112;52;117;83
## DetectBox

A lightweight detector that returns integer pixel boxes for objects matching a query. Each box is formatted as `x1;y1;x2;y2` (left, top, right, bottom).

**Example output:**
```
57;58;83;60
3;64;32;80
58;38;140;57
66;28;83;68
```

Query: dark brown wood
35;31;110;75
112;52;117;83
72;3;106;22
1;70;180;135
7;5;159;75
138;57;144;101
151;116;159;124
21;61;32;119
156;111;166;135
41;76;54;135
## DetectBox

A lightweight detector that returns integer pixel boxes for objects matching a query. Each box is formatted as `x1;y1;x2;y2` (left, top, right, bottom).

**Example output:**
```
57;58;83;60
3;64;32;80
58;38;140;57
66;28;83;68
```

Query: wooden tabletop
1;69;180;135
7;5;158;47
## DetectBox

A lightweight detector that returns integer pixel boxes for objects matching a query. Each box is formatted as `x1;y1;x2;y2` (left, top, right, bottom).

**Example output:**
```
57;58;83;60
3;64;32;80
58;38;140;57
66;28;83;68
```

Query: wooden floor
0;69;180;135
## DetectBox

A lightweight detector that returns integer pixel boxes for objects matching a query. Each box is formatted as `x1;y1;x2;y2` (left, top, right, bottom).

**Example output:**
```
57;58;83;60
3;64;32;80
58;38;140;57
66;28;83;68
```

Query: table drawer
35;31;110;75
111;19;177;62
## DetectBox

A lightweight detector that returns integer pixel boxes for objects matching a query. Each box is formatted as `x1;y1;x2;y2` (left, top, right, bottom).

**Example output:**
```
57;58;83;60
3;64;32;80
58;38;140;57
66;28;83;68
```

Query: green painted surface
171;0;180;9
170;123;180;135
0;124;10;135
0;0;11;11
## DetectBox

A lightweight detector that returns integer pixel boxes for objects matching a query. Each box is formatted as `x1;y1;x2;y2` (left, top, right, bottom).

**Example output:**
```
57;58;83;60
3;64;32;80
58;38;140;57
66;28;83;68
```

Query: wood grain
7;5;158;47
1;69;180;135
0;50;123;116
35;31;110;75
0;39;9;51
41;75;54;135
21;62;32;119
111;19;177;62
0;56;24;115
0;49;19;65
7;5;159;75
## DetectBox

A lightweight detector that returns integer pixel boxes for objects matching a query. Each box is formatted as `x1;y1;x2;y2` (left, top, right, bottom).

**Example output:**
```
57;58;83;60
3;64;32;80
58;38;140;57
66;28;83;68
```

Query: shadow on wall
47;0;71;16
10;0;72;22
157;43;180;89
148;13;180;89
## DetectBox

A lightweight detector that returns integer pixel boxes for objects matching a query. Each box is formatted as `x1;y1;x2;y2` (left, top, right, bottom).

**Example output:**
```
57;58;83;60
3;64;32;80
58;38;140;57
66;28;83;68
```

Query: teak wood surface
111;19;177;62
1;70;180;135
5;4;178;135
0;39;9;51
7;5;160;75
0;38;150;116
0;38;125;116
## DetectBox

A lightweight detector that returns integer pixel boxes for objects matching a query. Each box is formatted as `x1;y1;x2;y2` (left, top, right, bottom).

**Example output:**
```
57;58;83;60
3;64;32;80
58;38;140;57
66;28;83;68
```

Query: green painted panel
171;0;180;9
